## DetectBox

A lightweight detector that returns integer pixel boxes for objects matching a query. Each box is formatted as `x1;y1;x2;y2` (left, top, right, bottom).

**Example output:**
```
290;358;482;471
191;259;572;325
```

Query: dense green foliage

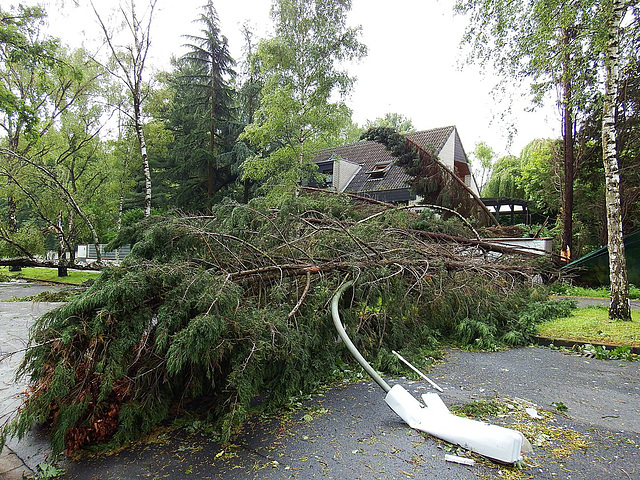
550;282;640;300
0;4;58;134
364;113;416;134
241;0;366;188
2;193;559;454
482;155;525;200
1;9;112;268
161;1;241;209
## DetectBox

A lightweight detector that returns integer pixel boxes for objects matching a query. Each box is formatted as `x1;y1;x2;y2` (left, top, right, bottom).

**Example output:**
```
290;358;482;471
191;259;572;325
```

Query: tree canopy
241;0;367;188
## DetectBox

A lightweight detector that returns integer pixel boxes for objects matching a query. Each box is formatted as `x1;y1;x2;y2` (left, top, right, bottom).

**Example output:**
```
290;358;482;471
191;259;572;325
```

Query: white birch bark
92;0;156;218
134;102;152;217
602;0;631;320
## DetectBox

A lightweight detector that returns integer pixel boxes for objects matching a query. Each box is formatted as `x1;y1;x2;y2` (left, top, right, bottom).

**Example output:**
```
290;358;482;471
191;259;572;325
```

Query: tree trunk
57;211;68;277
243;178;251;204
3;147;104;264
561;28;575;263
602;0;630;320
7;144;21;272
7;194;21;272
208;65;217;199
133;98;151;217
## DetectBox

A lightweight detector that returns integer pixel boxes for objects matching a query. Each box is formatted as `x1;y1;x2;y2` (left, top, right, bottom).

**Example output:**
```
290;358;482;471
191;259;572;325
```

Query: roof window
366;162;390;179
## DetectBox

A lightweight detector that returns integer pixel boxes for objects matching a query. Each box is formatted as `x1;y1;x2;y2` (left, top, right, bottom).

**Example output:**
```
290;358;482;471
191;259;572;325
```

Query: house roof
405;126;456;156
313;126;466;196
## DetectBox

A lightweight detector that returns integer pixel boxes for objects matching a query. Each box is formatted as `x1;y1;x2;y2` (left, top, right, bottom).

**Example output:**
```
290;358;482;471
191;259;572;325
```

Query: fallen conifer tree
1;192;572;454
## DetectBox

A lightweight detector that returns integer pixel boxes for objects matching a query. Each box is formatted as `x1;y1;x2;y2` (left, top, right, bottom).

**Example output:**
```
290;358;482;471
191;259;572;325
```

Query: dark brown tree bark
561;28;575;263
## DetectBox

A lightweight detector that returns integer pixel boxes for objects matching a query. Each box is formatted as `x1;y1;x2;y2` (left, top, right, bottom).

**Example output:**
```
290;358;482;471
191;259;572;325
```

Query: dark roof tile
313;126;460;195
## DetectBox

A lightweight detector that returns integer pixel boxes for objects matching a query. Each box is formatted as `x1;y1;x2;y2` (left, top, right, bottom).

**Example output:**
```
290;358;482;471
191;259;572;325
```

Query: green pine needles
2;192;561;454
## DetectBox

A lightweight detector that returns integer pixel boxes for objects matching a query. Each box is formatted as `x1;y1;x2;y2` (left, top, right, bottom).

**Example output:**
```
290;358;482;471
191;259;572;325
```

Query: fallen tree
1;192;571;455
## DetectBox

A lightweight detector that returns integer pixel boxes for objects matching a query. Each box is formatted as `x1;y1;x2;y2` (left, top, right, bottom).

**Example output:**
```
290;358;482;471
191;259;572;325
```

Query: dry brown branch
288;272;311;320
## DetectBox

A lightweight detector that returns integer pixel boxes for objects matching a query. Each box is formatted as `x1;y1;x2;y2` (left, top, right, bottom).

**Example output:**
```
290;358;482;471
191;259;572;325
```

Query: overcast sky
25;0;560;158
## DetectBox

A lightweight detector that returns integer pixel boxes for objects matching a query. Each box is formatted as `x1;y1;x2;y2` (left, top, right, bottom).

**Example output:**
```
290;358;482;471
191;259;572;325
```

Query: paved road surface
0;282;64;479
1;284;638;479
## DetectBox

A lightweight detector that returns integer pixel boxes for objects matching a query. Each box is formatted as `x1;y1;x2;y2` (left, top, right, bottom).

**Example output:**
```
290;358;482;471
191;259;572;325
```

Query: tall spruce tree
170;0;237;208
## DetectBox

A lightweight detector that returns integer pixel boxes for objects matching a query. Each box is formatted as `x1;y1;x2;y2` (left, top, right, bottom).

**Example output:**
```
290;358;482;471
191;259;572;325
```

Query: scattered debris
552;402;568;412
444;453;475;466
526;407;543;419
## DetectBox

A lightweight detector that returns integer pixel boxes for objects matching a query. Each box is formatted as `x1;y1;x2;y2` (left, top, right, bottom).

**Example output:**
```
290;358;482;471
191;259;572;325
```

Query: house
312;126;479;204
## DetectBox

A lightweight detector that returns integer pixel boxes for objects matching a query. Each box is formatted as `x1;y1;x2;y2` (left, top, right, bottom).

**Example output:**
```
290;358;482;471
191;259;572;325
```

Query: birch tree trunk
134;97;152;217
602;0;631;320
57;211;68;277
92;0;156;218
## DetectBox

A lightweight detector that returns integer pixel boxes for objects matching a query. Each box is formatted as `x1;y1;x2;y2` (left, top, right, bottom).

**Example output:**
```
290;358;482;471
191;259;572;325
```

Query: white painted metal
385;385;524;464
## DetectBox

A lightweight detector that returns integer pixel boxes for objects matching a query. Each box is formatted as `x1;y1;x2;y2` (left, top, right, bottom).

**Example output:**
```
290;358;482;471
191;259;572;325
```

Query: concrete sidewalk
552;294;640;310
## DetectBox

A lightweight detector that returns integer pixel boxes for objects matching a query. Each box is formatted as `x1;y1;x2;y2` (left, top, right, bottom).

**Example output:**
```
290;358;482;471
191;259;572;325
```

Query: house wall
439;131;456;170
334;159;361;192
464;174;479;195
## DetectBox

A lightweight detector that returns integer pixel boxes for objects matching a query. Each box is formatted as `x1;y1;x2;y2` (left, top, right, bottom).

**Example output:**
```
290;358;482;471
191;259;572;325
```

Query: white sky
22;0;560;158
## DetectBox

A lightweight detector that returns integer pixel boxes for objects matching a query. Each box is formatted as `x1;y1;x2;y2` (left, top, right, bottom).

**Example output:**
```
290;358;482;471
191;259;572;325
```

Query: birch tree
601;0;631;320
456;0;637;318
0;9;107;270
92;0;156;217
241;0;366;189
0;5;55;269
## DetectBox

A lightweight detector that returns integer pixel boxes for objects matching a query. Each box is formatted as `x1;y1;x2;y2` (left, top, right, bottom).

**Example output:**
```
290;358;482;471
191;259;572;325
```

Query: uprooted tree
1;192;570;455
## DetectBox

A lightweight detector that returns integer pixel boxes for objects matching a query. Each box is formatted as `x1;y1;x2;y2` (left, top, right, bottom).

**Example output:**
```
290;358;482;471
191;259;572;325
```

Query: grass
550;283;640;299
537;306;640;347
0;266;100;286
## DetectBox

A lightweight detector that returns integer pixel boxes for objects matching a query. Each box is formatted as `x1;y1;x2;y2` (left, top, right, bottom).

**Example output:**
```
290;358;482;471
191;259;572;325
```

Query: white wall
439;131;455;170
334;159;361;192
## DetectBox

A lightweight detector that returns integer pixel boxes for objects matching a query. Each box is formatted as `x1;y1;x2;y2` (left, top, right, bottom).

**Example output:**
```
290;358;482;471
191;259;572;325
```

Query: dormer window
366;162;390;179
319;166;334;187
324;173;334;187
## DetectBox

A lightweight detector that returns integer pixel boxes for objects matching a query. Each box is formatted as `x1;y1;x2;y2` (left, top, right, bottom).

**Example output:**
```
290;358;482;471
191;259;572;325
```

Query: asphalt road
552;295;640;310
56;348;639;480
0;282;64;480
1;283;639;480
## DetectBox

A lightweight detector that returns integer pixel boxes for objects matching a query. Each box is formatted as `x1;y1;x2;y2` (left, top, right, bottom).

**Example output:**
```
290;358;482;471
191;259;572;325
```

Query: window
320;166;334;187
366;162;390;179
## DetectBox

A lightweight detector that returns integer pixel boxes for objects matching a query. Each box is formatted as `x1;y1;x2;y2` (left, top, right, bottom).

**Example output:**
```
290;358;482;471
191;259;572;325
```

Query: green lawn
550;283;640;299
0;266;101;285
537;306;640;347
